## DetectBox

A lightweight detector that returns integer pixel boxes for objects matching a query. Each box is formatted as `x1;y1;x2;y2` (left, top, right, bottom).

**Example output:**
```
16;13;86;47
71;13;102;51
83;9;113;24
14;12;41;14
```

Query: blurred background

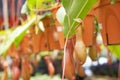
0;0;120;80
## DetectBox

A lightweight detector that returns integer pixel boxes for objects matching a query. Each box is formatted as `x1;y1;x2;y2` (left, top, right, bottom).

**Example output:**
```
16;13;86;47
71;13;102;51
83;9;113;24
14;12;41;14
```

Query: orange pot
83;13;95;46
20;34;32;54
39;31;49;51
47;24;61;50
51;4;64;49
30;27;40;54
7;45;20;58
40;17;61;50
94;0;120;45
39;17;50;51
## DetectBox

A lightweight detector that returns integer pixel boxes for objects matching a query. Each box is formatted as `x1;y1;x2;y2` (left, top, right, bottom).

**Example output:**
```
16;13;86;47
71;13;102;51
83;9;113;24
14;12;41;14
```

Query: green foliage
21;0;54;15
108;45;120;60
0;13;51;56
0;18;35;55
27;0;53;9
58;0;98;38
0;0;53;56
0;29;12;48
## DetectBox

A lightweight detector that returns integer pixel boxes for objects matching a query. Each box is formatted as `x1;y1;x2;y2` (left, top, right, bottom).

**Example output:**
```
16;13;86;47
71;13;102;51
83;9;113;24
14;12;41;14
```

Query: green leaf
108;45;120;60
13;29;26;47
0;30;12;48
0;18;35;55
0;30;12;37
62;0;98;38
26;0;53;15
62;0;73;13
27;0;36;9
27;0;53;10
0;13;51;56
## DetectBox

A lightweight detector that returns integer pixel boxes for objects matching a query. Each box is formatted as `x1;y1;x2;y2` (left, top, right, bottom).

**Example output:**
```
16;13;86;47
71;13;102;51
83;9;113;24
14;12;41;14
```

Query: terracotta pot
20;33;32;54
7;45;20;58
83;12;95;46
30;27;40;54
40;17;61;50
77;0;120;46
47;23;61;50
39;31;49;51
32;34;40;53
94;0;120;45
51;4;64;49
39;17;50;51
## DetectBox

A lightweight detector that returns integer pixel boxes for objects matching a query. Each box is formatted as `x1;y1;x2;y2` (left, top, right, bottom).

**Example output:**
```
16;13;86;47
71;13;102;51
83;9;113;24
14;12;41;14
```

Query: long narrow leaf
0;18;35;55
62;0;73;13
62;0;98;38
0;13;51;55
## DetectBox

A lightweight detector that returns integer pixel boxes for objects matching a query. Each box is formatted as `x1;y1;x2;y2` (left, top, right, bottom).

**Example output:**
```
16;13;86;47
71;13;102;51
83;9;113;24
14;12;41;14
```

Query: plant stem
62;14;71;80
62;34;68;80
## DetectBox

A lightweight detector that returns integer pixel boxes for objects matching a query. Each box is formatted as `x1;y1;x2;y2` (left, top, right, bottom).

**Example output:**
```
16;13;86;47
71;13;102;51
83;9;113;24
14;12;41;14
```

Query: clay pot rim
93;0;120;10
